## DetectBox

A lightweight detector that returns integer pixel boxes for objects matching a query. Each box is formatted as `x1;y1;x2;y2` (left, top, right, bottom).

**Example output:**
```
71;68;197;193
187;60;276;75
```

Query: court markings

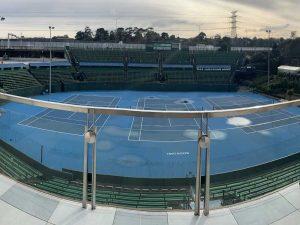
128;97;216;142
204;95;298;134
18;95;120;136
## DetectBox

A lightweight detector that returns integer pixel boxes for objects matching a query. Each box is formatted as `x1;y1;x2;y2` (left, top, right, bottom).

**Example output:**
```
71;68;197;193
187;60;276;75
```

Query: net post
82;126;88;209
194;128;203;216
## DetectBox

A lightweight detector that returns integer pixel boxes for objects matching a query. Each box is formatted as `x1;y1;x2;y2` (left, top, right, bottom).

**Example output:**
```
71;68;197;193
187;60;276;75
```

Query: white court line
129;138;197;143
138;98;146;141
19;95;119;135
63;94;80;104
17;95;79;125
244;115;300;129
141;124;199;128
127;117;136;141
127;98;140;141
17;108;51;125
245;120;300;134
67;112;77;119
128;97;143;141
20;122;83;137
164;104;172;127
19;94;80;125
95;97;121;135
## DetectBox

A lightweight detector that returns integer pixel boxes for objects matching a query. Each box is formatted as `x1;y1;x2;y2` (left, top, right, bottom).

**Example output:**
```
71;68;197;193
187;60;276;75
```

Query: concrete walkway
0;174;299;225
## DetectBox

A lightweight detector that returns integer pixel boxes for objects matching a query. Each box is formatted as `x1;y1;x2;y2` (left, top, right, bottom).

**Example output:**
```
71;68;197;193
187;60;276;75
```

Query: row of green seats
0;69;42;92
0;147;42;181
210;160;300;205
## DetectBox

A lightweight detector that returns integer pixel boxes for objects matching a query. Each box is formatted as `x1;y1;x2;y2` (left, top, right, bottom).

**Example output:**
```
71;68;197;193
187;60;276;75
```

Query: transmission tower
230;11;238;38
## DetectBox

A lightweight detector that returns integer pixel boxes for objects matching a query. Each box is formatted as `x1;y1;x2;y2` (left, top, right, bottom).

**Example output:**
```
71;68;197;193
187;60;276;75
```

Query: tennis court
206;95;300;133
0;91;299;178
19;94;120;135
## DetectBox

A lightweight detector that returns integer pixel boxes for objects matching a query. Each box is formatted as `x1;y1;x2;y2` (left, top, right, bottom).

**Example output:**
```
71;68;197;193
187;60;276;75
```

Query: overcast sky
0;0;299;39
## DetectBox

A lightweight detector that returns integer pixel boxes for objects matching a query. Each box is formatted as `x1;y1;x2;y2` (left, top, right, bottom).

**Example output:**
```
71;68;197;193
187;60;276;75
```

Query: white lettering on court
166;152;190;156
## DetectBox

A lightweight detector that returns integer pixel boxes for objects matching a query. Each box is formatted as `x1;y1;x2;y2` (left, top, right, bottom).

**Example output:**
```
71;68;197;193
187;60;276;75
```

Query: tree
83;26;93;41
115;27;125;42
218;37;231;51
75;31;85;40
169;35;176;41
144;27;161;43
94;28;109;42
161;32;169;41
133;27;145;43
195;32;206;42
75;26;93;41
109;31;116;42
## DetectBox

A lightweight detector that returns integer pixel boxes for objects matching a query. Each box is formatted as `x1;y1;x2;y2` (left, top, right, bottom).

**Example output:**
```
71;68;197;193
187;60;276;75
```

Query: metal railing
0;91;299;215
0;93;299;118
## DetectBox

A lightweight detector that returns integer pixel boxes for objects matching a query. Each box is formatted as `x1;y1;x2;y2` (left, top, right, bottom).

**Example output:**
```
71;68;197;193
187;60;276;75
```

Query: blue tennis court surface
19;95;120;135
0;91;299;179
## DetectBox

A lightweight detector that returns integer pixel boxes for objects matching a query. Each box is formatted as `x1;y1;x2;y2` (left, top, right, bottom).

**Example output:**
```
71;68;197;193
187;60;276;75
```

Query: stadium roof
278;65;300;75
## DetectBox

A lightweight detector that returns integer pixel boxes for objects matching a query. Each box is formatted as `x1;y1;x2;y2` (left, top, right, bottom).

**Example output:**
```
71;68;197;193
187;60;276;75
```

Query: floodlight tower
49;26;55;94
0;17;6;50
230;11;238;38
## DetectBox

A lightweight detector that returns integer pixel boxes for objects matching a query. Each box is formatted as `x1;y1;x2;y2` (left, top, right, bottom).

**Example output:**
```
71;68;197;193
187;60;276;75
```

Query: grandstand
0;138;299;209
30;66;74;85
0;68;42;95
64;48;241;90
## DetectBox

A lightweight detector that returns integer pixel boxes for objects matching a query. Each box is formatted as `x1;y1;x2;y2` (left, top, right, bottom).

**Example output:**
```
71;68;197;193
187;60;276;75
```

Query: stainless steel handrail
0;92;299;118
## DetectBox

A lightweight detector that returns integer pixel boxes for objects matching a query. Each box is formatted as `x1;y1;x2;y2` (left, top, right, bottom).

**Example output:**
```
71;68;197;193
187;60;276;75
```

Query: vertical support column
194;129;203;216
195;114;211;217
204;132;211;216
82;126;88;209
91;126;97;210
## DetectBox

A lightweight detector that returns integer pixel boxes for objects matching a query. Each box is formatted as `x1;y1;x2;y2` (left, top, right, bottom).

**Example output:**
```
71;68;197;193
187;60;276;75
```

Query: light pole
266;29;271;89
49;26;55;94
0;17;5;51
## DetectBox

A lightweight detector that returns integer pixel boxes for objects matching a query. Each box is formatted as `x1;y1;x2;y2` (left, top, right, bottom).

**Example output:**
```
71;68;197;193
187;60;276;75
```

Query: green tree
94;28;109;42
161;32;169;41
75;26;93;41
195;32;206;42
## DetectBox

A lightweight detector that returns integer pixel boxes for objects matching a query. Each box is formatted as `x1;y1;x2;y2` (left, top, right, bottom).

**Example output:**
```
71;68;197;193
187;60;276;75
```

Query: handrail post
91;126;97;210
204;132;211;216
82;126;88;209
194;129;203;216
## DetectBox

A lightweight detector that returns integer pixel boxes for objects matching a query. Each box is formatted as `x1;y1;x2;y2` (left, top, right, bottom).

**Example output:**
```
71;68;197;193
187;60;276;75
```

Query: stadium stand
29;66;74;86
0;139;299;209
193;51;241;65
67;48;241;89
77;67;124;82
162;51;191;65
127;50;158;64
0;146;42;181
71;49;124;63
0;69;42;95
